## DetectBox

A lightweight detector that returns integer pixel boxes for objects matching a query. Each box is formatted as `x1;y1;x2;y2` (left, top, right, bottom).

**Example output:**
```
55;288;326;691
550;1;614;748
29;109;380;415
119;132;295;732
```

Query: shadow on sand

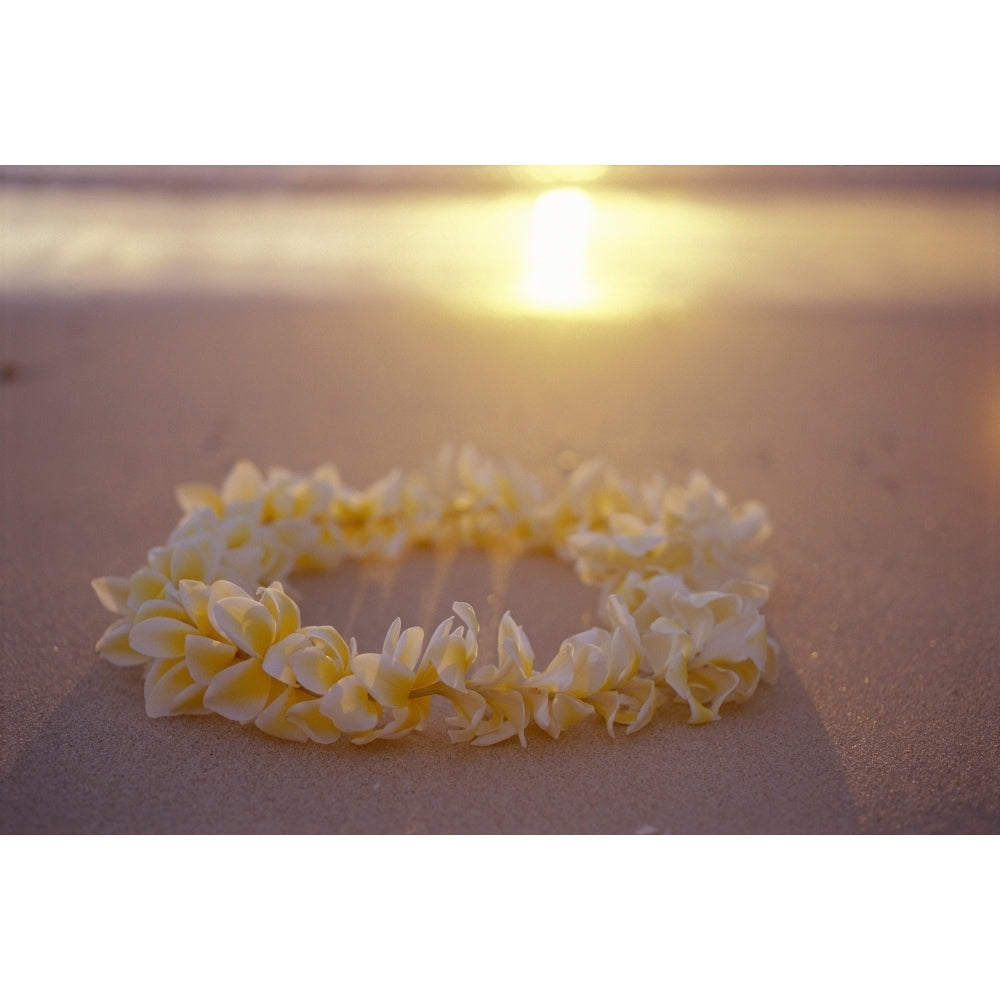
1;549;858;834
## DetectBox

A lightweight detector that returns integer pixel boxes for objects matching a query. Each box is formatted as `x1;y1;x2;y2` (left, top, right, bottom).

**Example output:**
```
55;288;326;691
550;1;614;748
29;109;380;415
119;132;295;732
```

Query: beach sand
1;174;997;833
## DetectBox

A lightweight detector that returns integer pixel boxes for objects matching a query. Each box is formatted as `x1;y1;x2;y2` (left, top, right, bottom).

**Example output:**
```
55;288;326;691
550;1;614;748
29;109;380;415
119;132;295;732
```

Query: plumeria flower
351;618;423;708
526;620;646;737
326;469;410;558
623;572;776;722
317;675;381;740
92;526;230;628
93;576;148;666
120;579;304;723
658;472;773;591
123;584;223;717
253;688;318;743
567;512;668;586
445;612;534;746
194;580;302;723
416;445;544;548
464;689;529;746
412;602;480;695
263;625;354;693
472;612;535;746
541;459;644;557
174;460;267;518
318;617;426;744
166;508;291;592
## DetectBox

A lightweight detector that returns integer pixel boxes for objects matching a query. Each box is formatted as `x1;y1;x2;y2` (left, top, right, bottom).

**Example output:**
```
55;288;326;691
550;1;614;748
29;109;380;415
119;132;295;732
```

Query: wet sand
1;178;997;833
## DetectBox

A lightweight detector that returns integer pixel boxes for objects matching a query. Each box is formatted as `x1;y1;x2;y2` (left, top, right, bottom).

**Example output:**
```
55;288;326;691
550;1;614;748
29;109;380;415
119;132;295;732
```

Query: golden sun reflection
521;187;594;310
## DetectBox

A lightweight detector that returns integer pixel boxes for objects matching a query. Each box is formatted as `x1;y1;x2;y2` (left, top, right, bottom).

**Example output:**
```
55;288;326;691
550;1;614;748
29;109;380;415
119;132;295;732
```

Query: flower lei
93;446;778;746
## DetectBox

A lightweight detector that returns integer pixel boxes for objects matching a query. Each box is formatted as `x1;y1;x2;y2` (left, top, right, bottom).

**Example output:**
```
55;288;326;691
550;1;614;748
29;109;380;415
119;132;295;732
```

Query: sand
1;177;997;833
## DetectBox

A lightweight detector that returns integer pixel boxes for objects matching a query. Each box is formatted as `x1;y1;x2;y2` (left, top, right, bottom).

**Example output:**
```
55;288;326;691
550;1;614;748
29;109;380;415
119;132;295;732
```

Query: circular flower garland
93;446;778;746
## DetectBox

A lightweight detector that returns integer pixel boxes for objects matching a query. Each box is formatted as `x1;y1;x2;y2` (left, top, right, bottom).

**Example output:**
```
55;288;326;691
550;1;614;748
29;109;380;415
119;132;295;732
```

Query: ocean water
2;166;996;319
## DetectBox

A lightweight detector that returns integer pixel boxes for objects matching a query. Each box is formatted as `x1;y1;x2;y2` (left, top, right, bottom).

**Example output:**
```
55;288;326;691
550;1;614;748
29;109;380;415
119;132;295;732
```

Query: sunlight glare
522;187;594;310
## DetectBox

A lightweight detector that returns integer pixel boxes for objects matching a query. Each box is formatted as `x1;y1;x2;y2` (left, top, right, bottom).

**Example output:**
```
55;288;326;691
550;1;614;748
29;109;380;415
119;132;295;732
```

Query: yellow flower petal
95;617;148;667
208;579;254;604
687;664;740;717
473;690;527;746
258;582;301;639
221;460;265;503
286;698;342;744
254;688;310;743
169;536;222;584
498;612;534;677
127;567;169;608
371;701;430;741
177;579;214;634
204;657;272;723
185;633;237;684
552;693;595;733
261;633;305;685
174;481;223;515
352;650;415;709
319;675;380;735
445;689;487;743
289;643;343;694
699;612;767;669
421;609;478;692
209;596;276;658
623;678;662;735
471;721;519;746
169;681;210;715
130;617;199;659
588;690;620;737
524;690;557;738
453;601;479;636
144;658;207;718
132;597;190;624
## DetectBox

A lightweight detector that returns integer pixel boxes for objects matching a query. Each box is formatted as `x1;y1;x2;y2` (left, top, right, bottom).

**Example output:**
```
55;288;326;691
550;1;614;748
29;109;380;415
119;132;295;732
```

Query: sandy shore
1;179;997;833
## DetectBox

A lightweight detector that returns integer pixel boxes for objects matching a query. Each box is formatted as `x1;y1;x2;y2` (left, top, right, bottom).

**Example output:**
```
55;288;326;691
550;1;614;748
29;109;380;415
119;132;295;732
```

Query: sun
521;187;595;310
